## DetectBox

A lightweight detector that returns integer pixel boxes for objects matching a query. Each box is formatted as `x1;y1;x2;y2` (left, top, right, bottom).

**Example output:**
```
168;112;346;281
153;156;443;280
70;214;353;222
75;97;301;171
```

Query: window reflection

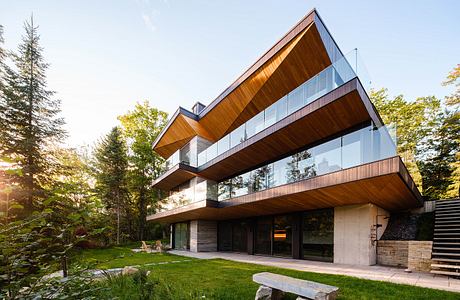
216;123;396;201
231;124;246;148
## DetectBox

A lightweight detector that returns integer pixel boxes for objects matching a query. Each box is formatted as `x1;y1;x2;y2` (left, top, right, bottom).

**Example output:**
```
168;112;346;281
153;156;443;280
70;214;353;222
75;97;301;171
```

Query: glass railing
158;179;217;212
159;49;371;176
161;143;192;173
217;122;396;201
197;49;369;166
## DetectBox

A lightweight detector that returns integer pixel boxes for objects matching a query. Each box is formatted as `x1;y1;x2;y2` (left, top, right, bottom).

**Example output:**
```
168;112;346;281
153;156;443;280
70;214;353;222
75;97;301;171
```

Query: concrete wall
377;240;433;272
190;220;217;252
334;203;389;265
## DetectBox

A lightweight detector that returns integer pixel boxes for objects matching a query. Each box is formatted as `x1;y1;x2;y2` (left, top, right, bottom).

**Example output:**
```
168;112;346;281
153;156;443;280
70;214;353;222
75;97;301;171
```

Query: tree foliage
93;127;129;244
371;65;460;200
0;18;65;214
118;101;168;240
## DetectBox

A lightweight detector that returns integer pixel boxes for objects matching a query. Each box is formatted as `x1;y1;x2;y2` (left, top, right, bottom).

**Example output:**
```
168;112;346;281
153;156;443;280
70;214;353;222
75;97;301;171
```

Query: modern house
147;9;423;266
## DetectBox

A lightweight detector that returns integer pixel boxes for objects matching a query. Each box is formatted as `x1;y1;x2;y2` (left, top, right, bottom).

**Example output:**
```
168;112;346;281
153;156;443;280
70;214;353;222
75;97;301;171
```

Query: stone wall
377;240;433;272
408;241;433;272
190;220;217;252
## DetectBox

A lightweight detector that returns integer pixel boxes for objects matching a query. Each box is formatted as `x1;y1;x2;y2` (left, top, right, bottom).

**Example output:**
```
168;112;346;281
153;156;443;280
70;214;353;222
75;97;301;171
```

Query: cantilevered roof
153;9;343;158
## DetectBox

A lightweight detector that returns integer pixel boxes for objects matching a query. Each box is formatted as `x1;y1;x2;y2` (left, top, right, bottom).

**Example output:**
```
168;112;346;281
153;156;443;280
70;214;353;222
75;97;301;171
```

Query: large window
302;209;333;262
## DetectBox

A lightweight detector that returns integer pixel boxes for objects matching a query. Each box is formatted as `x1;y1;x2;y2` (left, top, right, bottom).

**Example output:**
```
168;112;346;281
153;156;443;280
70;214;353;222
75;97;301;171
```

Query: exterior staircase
431;199;460;277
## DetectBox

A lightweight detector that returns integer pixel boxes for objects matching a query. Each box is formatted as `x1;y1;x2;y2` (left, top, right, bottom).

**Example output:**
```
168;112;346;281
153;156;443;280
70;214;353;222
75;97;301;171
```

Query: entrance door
174;222;188;250
218;221;232;251
302;209;334;262
232;221;248;252
255;217;272;255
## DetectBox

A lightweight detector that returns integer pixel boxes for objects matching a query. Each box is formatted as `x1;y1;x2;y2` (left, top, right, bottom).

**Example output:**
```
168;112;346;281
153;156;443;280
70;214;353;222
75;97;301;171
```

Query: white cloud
142;12;156;32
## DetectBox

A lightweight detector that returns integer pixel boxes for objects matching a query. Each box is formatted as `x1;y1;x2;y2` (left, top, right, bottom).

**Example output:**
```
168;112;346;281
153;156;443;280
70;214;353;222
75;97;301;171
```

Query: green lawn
75;246;460;300
73;246;192;269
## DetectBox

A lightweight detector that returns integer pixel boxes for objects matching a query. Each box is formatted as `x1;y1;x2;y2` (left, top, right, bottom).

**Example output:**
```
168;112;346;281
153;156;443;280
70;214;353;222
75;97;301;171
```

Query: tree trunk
116;190;120;245
138;186;146;241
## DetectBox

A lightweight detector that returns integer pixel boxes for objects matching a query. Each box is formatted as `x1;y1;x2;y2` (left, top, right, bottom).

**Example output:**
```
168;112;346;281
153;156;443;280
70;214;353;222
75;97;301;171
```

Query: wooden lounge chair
141;241;151;252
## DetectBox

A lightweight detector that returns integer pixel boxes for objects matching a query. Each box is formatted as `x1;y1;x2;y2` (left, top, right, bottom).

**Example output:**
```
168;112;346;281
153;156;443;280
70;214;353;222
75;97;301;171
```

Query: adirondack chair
141;241;151;252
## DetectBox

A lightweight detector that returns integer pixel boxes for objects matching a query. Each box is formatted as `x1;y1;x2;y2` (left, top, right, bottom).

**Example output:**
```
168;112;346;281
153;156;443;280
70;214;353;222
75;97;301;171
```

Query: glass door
273;215;293;257
255;217;272;255
174;222;188;250
302;209;334;262
232;221;248;253
218;221;232;251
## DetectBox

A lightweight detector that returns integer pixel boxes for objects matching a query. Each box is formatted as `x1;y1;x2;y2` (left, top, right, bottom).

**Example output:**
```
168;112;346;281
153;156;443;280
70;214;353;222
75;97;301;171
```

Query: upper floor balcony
153;49;378;190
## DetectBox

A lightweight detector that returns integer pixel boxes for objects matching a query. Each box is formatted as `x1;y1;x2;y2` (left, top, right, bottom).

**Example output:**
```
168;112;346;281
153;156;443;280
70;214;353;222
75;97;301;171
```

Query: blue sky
1;0;459;147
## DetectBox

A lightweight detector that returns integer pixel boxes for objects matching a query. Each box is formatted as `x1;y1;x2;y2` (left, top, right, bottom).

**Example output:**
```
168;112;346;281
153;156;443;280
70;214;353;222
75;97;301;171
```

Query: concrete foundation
334;203;389;265
190;220;217;252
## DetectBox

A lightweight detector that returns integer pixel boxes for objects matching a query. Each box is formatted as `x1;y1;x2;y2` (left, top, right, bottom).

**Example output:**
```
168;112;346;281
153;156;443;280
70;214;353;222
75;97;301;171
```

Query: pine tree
0;18;65;214
94;127;129;244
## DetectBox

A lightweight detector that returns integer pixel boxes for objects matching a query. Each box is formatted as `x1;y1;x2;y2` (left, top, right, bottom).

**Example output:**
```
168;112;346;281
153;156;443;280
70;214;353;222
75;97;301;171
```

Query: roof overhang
147;156;423;223
153;9;342;159
152;78;383;190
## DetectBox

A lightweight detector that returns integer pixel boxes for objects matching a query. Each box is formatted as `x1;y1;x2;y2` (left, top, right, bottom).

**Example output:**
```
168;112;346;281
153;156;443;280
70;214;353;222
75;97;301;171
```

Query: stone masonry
377;240;433;272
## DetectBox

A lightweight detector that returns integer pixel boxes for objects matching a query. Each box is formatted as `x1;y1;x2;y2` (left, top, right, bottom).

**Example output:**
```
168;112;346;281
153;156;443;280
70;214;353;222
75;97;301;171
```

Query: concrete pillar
333;203;389;265
189;220;217;252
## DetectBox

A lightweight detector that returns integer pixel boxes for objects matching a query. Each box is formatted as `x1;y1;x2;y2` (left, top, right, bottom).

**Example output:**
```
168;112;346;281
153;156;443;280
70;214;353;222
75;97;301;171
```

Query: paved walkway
169;250;460;293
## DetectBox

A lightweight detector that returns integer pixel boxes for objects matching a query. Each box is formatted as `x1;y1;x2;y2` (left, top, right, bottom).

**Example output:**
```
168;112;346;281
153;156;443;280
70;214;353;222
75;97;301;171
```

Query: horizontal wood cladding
147;157;423;223
198;79;371;181
152;163;197;190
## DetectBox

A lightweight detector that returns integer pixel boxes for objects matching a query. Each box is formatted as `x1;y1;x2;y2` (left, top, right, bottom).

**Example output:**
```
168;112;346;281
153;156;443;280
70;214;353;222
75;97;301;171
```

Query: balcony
157;179;217;213
216;122;396;201
153;49;378;189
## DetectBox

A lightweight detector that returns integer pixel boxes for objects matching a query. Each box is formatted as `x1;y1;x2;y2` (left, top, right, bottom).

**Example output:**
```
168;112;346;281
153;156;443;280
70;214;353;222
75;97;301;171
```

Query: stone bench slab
253;272;338;300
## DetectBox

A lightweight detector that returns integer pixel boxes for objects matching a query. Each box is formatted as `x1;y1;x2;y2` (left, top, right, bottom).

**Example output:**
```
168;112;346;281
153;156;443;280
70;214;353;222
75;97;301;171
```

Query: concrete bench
253;272;339;300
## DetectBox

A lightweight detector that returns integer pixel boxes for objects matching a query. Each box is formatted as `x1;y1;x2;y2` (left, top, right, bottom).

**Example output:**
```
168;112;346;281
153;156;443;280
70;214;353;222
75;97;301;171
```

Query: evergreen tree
93;127;129;244
0;18;65;214
118;101;167;240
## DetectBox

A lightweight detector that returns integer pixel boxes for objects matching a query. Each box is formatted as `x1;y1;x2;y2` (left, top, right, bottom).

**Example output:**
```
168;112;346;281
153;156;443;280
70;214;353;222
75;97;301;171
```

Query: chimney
192;102;206;115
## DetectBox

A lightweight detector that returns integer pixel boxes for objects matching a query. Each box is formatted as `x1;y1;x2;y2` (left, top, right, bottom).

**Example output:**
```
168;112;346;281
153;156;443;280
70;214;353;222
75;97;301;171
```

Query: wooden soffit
153;10;334;158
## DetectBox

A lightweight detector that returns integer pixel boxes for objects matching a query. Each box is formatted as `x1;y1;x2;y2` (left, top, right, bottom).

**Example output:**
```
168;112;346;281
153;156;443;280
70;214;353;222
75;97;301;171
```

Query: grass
76;246;460;300
73;245;192;269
